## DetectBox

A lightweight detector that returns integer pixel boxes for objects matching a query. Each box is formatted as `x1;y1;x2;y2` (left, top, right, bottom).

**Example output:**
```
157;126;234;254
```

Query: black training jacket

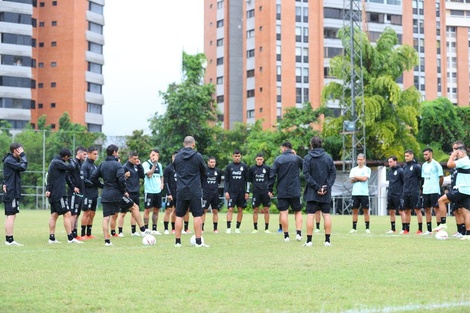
2;152;27;201
66;157;85;196
203;166;222;196
123;161;144;194
82;157;102;198
268;150;303;198
303;148;336;203
90;156;125;203
46;156;75;202
224;162;249;194
163;163;177;197
174;147;206;200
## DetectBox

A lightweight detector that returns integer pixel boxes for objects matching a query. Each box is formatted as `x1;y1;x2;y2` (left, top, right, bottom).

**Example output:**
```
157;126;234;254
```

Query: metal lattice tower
341;0;366;172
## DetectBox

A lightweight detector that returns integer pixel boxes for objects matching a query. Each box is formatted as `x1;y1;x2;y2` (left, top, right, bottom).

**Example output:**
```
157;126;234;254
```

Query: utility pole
341;0;366;172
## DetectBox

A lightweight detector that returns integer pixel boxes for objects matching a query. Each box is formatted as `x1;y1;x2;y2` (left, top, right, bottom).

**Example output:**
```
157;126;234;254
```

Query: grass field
0;210;469;313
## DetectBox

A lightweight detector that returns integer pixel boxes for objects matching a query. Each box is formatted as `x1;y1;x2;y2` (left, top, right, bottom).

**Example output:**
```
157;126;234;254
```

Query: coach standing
2;143;27;246
173;136;207;247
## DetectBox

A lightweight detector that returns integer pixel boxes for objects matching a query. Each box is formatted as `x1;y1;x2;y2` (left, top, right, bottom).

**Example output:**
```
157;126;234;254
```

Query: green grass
0;210;469;313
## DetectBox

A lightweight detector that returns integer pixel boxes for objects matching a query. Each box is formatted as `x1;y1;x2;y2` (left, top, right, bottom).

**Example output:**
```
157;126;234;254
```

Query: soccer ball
142;234;156;245
435;230;448;240
189;235;204;246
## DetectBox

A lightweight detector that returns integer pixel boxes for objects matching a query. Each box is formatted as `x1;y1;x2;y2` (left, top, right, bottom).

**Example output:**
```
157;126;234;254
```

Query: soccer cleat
142;229;152;236
302;241;313;247
365;229;371;234
5;241;23;246
349;229;357;234
68;238;84;244
235;228;241;234
415;230;422;235
324;241;331;247
454;233;464;238
171;230;176;234
182;230;187;234
117;233;124;237
460;235;470;241
164;230;170;235
277;229;282;233
403;230;409;235
264;229;271;234
226;229;231;234
421;231;432;236
184;229;192;234
175;243;182;247
432;224;448;232
195;243;210;248
386;230;395;234
284;237;290;242
131;232;141;236
105;242;113;246
112;233;119;237
295;234;302;241
85;235;96;239
399;230;405;235
251;229;258;234
48;239;61;244
214;229;219;234
314;228;321;233
151;230;162;235
75;236;87;241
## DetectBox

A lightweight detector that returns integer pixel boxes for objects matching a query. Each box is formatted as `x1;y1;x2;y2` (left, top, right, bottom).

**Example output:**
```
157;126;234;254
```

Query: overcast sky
102;1;204;136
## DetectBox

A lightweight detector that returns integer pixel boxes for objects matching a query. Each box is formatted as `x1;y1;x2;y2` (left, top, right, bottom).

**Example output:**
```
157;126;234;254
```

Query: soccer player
67;146;87;239
386;156;404;234
303;136;336;247
435;142;470;233
224;150;249;234
268;142;304;242
80;146;102;239
163;152;178;234
117;151;144;236
2;143;27;246
173;136;208;247
248;153;271;233
142;149;164;235
90;144;150;246
348;153;371;234
447;141;467;238
202;156;222;233
402;149;422;234
421;147;443;235
46;148;83;244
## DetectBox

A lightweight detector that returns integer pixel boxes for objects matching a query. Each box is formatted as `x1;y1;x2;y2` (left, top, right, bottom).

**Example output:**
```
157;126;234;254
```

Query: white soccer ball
435;230;448;240
142;234;156;245
189;235;204;246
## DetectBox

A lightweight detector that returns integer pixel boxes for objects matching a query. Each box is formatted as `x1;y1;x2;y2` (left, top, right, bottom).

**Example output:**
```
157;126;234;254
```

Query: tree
418;97;465;153
322;27;421;160
149;52;219;159
125;130;153;161
456;106;470;145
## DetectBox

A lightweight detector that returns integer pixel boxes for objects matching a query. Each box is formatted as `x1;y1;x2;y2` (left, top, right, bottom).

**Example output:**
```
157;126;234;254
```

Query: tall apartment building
0;0;104;131
204;0;470;130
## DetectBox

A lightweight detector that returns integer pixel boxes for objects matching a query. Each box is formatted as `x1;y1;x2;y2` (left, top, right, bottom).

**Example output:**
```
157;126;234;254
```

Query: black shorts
252;192;271;208
176;198;203;218
83;197;98;212
50;197;69;215
68;194;84;216
203;193;220;210
387;197;402;210
277;197;302;212
422;193;439;208
227;193;247;209
144;193;162;209
403;193;420;210
447;189;470;209
164;194;176;208
306;201;330;214
119;196;135;213
4;199;19;216
102;202;120;217
352;196;369;210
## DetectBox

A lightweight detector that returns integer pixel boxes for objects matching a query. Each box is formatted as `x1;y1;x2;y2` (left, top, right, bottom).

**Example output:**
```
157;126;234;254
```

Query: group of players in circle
4;137;469;247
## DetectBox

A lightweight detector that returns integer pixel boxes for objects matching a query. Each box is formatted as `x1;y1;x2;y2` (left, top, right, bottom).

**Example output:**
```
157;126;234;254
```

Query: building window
38;103;43;108
88;83;102;94
88;62;102;74
216;57;224;65
216;95;224;103
52;1;57;6
88;42;103;54
39;42;44;47
39;21;44;27
247;49;255;58
51;41;57;47
89;22;103;34
51;82;56;87
40;2;45;7
247;89;255;97
89;2;104;14
51;21;57;26
216;38;223;46
51;62;56;67
51;124;56;129
247;9;255;19
247;29;255;38
247;69;255;78
217;20;224;28
87;124;102;132
38;63;44;68
50;103;56;108
38;83;43;88
87;103;102;114
247;110;255;118
217;76;224;84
